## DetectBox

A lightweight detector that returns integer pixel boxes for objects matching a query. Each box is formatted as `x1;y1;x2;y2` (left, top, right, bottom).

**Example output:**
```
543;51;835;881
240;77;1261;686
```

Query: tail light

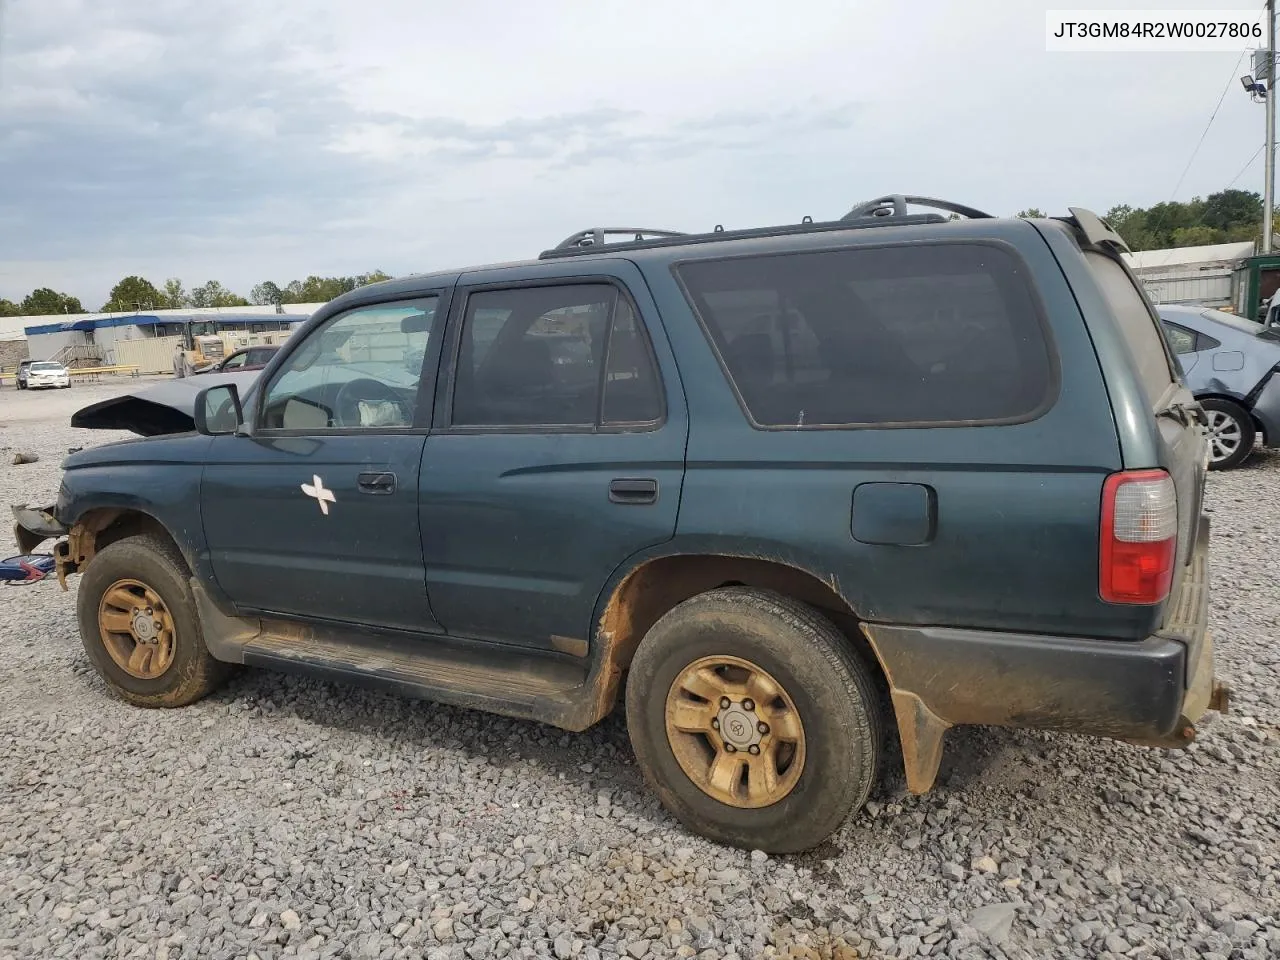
1100;469;1177;604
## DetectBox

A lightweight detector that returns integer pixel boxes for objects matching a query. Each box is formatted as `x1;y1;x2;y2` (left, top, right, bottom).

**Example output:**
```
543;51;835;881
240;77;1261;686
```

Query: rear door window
450;283;663;429
1085;253;1179;406
677;243;1055;428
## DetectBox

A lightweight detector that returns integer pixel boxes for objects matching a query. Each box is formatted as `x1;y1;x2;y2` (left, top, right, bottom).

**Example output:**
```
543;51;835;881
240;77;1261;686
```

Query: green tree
1015;208;1046;218
257;271;395;305
0;299;21;317
162;278;190;309
101;276;165;313
250;280;284;306
1201;189;1262;231
190;281;250;308
21;288;84;315
1170;225;1221;247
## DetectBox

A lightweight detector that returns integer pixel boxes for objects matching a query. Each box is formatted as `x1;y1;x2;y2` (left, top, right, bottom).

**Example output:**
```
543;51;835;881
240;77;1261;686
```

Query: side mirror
194;384;244;436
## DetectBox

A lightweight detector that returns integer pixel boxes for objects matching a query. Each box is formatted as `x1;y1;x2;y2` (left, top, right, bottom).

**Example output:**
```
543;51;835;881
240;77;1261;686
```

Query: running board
193;581;592;729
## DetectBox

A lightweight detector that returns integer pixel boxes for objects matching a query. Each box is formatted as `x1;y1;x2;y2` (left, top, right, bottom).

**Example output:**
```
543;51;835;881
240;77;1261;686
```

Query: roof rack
538;194;994;260
842;195;994;221
552;228;689;251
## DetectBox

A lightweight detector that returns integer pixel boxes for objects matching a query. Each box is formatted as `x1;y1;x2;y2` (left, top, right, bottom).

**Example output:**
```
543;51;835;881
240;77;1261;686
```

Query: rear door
419;262;688;652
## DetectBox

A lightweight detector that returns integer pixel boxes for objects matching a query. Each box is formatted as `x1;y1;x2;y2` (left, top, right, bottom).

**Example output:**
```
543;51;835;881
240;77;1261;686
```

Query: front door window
262;298;437;430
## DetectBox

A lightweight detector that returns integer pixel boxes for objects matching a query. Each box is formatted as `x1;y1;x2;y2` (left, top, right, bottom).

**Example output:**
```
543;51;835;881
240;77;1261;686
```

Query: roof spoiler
1060;207;1131;254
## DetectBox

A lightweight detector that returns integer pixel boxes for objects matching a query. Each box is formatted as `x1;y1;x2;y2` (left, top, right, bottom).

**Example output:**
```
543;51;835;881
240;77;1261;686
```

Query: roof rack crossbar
553;227;688;251
842;195;993;222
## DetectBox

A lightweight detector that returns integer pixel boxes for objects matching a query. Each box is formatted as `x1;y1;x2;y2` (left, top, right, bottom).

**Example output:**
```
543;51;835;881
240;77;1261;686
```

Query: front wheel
625;587;883;853
1201;398;1255;470
76;534;232;707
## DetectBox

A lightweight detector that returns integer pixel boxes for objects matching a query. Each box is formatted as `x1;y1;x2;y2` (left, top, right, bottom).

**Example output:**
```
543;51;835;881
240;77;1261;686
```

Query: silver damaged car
1158;304;1280;469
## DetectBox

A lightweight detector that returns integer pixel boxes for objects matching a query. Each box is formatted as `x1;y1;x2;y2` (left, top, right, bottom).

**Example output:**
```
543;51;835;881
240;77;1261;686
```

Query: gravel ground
1;386;1278;960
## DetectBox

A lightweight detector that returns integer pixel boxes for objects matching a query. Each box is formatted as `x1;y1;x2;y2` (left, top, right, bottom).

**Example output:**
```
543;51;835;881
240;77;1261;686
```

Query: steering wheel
334;378;410;428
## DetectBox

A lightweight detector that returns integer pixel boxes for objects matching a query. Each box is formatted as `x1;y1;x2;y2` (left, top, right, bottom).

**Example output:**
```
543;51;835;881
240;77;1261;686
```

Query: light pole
1267;0;1276;253
1242;6;1276;254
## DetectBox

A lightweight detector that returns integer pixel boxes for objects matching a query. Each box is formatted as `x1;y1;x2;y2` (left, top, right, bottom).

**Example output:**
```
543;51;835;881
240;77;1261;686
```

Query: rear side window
677;243;1055;428
1160;322;1198;356
1086;253;1179;406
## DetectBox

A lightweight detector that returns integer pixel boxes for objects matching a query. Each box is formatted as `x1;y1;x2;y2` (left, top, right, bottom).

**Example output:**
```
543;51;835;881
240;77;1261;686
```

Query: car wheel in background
1201;398;1255;470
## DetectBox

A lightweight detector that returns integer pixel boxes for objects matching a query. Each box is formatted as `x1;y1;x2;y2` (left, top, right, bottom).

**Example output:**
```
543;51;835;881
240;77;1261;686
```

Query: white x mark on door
301;474;336;515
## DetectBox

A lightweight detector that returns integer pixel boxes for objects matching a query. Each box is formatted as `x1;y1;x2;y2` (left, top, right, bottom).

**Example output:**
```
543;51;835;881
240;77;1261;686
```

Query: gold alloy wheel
97;579;177;680
664;655;806;808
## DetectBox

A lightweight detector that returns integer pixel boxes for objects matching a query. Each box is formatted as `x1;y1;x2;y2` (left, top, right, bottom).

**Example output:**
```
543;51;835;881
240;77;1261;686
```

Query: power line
1227;143;1267;189
1168;48;1250;202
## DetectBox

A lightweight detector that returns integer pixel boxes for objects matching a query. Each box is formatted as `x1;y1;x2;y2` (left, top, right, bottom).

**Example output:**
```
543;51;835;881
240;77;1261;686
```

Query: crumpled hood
70;371;261;436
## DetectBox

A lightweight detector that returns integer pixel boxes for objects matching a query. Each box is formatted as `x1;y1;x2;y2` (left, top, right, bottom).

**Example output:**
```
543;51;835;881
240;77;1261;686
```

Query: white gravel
1;385;1278;960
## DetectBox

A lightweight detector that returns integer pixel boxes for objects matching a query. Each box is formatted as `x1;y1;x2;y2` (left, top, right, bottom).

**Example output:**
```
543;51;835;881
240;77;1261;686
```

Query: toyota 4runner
13;196;1229;853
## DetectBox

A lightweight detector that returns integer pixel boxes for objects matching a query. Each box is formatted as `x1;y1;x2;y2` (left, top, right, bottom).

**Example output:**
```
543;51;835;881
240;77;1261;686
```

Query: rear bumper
863;513;1226;792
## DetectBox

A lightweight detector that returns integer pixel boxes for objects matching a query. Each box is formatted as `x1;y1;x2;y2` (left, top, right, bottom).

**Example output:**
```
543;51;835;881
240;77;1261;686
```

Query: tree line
1015;188;1269;252
0;271;393;318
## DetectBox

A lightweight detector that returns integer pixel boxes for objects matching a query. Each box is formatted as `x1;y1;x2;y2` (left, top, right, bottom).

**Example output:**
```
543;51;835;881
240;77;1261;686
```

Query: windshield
1200;307;1267;336
190;321;217;337
31;362;63;371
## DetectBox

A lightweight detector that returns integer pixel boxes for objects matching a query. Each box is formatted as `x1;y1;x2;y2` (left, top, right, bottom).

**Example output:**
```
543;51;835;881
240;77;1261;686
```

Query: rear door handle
609;478;658;505
357;472;397;495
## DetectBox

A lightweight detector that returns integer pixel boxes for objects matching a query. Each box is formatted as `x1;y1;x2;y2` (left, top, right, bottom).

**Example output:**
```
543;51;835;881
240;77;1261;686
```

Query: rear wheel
76;534;231;707
625;587;882;853
1201;398;1255;470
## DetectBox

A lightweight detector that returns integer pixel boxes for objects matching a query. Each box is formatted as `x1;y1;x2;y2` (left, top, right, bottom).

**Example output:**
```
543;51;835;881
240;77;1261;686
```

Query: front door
202;294;446;633
420;269;688;651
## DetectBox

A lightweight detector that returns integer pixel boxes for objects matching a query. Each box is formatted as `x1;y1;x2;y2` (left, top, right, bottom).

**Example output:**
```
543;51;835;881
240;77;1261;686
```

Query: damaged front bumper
12;504;67;555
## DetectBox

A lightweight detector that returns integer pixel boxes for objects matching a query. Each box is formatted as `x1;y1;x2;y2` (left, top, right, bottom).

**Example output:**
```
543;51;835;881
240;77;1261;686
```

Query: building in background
18;305;321;374
1122;241;1256;311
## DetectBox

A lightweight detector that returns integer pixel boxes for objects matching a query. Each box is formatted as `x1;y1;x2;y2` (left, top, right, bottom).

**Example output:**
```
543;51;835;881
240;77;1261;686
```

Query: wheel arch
1195;391;1258;425
582;549;890;729
59;506;192;583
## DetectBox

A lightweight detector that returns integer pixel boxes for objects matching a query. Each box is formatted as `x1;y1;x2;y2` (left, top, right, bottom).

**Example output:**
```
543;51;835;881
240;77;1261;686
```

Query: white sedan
25;361;72;389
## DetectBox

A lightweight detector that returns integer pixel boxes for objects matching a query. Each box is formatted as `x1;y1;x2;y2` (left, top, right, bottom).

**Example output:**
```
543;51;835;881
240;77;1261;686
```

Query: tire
76;534;232;707
625;587;883;853
1201;398;1255;470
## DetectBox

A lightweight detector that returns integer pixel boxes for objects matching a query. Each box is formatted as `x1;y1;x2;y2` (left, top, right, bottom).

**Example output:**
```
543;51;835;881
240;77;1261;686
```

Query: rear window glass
1086;253;1178;406
677;243;1055;427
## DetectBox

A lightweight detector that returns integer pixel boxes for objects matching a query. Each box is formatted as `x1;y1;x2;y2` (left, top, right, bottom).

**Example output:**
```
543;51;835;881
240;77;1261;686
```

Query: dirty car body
14;196;1228;852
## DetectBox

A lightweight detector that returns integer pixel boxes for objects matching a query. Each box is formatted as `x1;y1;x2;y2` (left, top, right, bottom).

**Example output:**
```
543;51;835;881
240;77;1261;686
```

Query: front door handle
609;478;658;505
357;472;397;495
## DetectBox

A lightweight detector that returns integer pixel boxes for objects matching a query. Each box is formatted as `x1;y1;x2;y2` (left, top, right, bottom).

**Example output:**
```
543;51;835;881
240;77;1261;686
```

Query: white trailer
1123;241;1255;310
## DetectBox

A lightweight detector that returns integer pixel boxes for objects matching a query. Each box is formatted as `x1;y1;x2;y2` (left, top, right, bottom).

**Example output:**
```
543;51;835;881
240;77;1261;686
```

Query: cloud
0;0;1268;308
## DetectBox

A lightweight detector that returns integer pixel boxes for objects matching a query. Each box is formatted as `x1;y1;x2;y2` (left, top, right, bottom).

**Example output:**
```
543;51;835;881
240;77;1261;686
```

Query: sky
0;0;1273;309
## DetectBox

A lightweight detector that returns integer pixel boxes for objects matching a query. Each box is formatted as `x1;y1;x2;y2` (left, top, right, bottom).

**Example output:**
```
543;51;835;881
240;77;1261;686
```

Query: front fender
57;467;206;559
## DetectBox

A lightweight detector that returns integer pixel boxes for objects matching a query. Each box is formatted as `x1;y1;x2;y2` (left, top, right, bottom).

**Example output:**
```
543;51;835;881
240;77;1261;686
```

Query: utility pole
1266;0;1276;253
1264;0;1274;252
